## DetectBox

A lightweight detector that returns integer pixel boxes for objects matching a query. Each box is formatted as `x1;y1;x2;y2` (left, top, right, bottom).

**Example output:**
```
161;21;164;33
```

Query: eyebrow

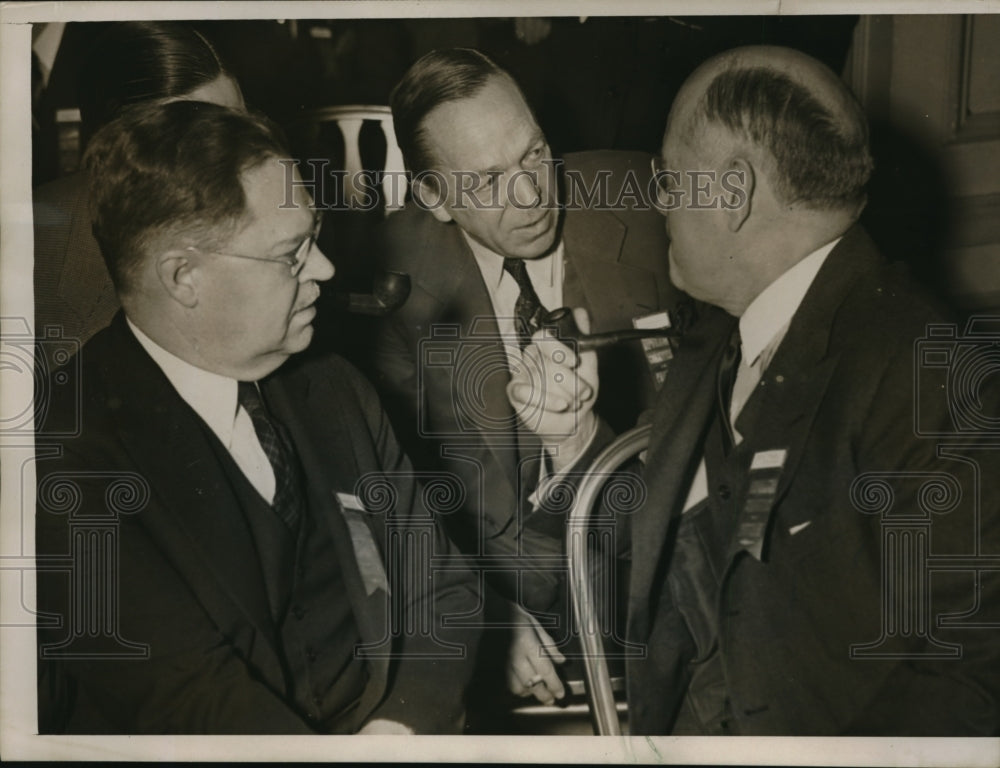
471;131;547;181
269;211;320;252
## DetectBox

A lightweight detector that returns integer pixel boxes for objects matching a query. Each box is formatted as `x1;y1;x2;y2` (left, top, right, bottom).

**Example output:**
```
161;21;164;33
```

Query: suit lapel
630;308;736;615
562;207;662;331
103;317;279;656
729;228;875;557
263;369;392;721
416;226;521;496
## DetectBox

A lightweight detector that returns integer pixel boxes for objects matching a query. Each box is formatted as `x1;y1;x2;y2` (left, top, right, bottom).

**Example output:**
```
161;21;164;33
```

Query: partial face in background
184;160;335;380
420;75;559;260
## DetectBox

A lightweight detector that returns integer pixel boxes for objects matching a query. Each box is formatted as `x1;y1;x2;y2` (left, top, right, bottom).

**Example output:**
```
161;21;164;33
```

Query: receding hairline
674;46;863;144
416;70;526;150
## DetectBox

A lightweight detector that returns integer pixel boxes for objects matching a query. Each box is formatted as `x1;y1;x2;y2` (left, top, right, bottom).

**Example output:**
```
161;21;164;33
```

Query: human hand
506;608;567;705
357;718;415;735
507;307;599;469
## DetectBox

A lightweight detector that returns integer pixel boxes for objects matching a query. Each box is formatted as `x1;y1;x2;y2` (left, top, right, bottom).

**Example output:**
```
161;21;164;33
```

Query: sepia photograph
1;1;998;763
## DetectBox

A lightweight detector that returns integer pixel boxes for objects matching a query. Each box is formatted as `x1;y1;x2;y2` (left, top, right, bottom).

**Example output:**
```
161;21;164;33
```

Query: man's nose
507;169;542;209
300;242;336;283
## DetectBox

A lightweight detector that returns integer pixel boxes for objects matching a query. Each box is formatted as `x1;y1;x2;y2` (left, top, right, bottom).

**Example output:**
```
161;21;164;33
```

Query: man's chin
515;216;559;258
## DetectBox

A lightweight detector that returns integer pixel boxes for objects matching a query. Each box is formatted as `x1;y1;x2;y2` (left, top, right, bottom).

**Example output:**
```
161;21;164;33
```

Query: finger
507;378;570;414
572;306;592;335
535;627;567;666
530;653;565;701
543;362;593;408
507;655;538;698
508;356;573;412
531;330;580;369
519;343;593;408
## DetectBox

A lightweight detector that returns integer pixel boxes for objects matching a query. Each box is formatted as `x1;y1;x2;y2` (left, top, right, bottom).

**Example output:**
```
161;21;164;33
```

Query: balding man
627;46;1000;735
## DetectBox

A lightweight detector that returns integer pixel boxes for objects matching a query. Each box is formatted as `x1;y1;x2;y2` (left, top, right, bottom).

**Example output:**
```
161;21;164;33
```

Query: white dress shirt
681;237;841;512
462;233;596;495
464;230;565;367
127;319;276;503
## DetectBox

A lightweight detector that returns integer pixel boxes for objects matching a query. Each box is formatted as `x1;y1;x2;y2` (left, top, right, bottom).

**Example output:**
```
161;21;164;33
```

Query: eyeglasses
650;155;670;199
185;212;323;277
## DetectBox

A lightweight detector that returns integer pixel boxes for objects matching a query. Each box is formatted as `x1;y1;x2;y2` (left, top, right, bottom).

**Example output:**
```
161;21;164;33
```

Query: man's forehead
241;160;314;212
230;159;314;243
422;76;539;170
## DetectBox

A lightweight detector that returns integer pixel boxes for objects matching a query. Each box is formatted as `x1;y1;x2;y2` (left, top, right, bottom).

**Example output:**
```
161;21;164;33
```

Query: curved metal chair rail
566;423;651;735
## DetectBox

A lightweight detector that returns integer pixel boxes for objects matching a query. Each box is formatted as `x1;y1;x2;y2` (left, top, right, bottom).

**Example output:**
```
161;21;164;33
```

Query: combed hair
390;48;509;174
77;21;230;146
84;100;289;295
698;66;873;210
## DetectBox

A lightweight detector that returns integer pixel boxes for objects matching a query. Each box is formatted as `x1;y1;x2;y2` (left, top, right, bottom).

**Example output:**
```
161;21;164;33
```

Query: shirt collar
462;230;562;290
126;318;240;449
739;237;841;367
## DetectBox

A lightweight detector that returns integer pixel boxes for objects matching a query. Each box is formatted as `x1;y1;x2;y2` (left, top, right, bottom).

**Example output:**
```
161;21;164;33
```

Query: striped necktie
503;257;549;349
237;381;305;529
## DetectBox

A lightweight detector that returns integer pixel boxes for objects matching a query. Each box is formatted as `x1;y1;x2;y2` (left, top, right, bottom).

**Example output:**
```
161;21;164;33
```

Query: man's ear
722;157;754;232
415;177;454;224
156;250;199;308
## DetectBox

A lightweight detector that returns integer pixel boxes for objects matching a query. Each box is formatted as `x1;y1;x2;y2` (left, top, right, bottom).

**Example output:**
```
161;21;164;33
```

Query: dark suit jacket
370;151;679;613
627;226;1000;735
35;313;481;734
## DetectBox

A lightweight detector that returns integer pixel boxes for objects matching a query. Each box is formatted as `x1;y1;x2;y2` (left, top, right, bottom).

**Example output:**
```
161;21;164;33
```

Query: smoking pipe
543;306;677;351
330;270;411;315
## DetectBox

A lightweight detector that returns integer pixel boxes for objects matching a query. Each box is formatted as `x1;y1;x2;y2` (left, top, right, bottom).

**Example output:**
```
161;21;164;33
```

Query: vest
665;409;752;735
212;439;368;733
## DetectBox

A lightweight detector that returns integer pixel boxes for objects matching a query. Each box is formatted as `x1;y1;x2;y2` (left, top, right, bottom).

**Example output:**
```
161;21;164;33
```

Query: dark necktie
717;326;742;454
503;257;549;349
237;381;304;530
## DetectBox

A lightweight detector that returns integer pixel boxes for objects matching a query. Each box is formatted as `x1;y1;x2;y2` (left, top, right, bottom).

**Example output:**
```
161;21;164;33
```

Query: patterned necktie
503;257;549;349
717;326;742;454
237;381;304;529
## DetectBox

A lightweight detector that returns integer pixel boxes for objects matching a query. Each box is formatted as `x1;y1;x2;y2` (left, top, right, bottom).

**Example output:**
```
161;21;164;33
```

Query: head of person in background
77;21;245;147
85;100;333;380
651;45;873;317
33;21;251;354
390;48;560;262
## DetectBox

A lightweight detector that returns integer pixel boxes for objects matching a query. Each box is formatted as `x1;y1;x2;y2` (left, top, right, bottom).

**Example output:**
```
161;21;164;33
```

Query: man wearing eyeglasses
34;100;481;734
370;49;685;711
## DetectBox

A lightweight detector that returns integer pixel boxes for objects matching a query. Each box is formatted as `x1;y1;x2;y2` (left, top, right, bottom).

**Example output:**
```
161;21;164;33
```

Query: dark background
35;16;970;361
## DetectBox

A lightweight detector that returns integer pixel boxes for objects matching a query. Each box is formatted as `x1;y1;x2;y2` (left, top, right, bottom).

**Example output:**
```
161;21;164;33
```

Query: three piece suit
627;226;1000;735
36;313;481;733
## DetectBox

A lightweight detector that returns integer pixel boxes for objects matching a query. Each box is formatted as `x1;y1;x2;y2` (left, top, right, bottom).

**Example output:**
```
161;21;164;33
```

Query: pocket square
789;521;812;536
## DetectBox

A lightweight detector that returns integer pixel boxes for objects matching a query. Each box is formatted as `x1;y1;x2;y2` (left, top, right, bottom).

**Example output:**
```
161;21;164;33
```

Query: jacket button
717;484;731;500
306;647;318;662
292;606;305;620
